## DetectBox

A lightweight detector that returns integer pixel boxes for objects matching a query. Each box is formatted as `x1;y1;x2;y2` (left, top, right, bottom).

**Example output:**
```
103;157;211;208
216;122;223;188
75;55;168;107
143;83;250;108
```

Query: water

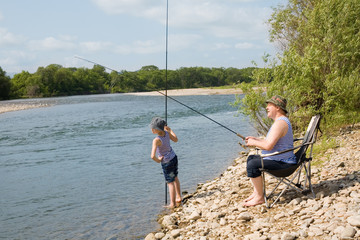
0;93;255;240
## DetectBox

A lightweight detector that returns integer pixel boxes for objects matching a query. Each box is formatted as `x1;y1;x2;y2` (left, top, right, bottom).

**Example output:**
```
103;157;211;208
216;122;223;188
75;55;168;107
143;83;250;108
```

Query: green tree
234;0;360;134
0;67;11;100
53;68;76;95
138;65;164;91
35;64;63;96
10;71;31;98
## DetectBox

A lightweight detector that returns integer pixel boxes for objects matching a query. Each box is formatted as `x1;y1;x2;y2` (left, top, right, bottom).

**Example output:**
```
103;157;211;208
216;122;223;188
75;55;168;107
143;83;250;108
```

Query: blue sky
0;0;285;75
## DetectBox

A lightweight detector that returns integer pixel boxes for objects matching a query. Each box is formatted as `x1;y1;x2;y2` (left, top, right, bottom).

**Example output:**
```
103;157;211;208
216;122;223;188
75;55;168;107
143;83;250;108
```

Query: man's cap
266;95;288;114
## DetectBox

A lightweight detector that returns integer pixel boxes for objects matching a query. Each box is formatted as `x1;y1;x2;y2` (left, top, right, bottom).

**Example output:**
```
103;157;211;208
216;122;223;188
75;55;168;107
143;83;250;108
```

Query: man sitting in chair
244;95;297;207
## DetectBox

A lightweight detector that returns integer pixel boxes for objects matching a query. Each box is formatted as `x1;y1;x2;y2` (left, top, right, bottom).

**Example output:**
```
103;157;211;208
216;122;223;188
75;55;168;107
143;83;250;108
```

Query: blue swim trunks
161;155;178;183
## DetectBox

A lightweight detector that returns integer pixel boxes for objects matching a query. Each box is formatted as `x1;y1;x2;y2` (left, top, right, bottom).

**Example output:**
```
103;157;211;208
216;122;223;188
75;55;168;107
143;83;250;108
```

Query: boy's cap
266;95;288;114
150;117;166;131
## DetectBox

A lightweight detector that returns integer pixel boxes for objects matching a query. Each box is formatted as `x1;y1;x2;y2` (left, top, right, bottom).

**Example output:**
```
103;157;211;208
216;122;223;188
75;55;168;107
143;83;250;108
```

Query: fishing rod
74;55;118;72
164;0;169;205
73;55;247;140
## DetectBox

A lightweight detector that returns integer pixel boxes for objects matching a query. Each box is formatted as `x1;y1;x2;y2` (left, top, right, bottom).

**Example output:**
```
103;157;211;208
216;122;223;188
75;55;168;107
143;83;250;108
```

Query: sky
0;0;285;75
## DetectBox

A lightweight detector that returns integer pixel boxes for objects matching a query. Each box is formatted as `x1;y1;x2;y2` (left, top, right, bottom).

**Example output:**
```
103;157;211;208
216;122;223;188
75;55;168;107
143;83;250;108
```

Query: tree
53;68;76;95
0;67;11;100
36;64;63;96
10;71;31;98
234;0;360;133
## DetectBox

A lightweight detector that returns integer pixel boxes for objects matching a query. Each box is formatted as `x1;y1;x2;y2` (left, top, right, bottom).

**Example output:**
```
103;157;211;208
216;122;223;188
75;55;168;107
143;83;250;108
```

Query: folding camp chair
259;114;321;208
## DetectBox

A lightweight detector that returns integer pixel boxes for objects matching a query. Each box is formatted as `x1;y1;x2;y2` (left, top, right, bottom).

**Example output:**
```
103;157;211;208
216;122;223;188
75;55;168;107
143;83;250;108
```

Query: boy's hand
164;126;171;132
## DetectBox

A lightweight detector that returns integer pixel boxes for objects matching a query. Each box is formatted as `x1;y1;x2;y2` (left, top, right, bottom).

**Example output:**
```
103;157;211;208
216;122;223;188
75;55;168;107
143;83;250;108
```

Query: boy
150;117;182;208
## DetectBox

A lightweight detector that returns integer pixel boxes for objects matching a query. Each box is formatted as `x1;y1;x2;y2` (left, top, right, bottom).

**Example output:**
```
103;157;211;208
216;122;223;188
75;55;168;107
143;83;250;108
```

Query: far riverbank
0;87;243;114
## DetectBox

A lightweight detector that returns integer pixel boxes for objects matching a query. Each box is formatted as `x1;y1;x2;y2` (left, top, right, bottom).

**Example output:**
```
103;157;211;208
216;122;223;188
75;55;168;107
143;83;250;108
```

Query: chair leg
262;167;305;208
268;171;304;208
305;161;315;198
262;171;269;208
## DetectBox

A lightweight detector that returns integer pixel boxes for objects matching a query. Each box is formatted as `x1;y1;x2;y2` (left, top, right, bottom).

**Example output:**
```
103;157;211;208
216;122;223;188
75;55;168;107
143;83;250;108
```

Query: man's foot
244;193;255;202
242;197;265;207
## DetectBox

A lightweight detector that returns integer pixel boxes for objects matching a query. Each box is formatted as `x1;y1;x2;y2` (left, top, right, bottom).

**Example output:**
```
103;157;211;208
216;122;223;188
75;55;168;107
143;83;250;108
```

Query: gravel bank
145;125;360;240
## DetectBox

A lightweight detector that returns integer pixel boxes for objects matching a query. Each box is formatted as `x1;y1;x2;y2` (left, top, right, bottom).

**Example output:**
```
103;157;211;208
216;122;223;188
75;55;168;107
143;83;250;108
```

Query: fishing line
164;0;169;206
73;56;247;144
156;90;245;140
73;56;246;138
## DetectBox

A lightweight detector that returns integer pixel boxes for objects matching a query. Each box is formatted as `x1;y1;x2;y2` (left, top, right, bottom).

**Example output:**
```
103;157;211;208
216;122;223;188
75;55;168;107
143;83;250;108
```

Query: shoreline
125;87;244;96
145;125;360;240
0;87;243;114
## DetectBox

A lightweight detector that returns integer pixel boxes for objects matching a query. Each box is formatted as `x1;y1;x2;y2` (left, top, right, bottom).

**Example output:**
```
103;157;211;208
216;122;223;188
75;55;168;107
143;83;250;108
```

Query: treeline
0;65;255;100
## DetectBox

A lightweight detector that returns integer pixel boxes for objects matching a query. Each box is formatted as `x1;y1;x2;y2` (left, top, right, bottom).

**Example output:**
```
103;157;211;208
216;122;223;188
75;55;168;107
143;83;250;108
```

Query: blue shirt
262;116;297;164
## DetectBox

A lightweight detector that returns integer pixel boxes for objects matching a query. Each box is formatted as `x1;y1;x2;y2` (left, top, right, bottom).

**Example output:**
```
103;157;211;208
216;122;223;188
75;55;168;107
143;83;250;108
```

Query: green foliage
312;135;338;156
5;65;256;99
0;67;11;100
234;0;360;135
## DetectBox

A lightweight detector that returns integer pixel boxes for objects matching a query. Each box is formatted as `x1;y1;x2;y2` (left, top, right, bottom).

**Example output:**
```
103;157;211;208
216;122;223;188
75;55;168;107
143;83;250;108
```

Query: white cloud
0;50;37;73
92;0;162;16
113;39;163;55
80;41;113;52
235;42;254;49
169;34;202;51
93;0;273;41
213;42;232;50
28;36;76;51
0;28;25;46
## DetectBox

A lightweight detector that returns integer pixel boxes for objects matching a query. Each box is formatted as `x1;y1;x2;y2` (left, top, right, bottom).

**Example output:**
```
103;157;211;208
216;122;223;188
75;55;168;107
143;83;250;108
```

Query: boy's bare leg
166;182;176;208
174;177;182;206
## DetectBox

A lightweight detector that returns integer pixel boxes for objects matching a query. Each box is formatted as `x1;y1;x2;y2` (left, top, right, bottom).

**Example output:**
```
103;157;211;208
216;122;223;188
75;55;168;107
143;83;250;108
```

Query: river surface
0;93;255;240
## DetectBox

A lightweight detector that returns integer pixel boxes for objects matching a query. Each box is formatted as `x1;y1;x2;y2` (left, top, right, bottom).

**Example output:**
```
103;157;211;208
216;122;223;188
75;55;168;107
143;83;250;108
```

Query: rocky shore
145;125;360;240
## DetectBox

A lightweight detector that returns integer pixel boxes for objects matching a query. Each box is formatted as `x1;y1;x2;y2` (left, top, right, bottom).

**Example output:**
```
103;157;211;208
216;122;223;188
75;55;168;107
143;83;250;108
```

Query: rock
289;198;301;205
340;226;356;239
144;233;156;240
281;232;296;240
347;215;360;227
154;232;165;239
316;191;325;199
219;218;227;225
274;213;286;220
244;232;265;240
161;215;176;227
188;210;201;221
170;229;181;238
238;212;252;221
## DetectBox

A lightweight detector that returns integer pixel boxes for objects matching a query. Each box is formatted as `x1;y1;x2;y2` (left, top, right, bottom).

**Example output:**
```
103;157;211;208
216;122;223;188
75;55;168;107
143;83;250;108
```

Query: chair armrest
259;143;308;158
293;137;304;142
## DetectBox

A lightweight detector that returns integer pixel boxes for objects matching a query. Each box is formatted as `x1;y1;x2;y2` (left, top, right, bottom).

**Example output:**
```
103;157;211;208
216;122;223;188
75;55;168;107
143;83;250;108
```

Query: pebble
145;126;360;239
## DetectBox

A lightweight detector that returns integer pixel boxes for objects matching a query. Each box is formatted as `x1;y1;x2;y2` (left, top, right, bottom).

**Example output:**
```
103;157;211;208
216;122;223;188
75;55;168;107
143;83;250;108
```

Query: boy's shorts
161;155;178;183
